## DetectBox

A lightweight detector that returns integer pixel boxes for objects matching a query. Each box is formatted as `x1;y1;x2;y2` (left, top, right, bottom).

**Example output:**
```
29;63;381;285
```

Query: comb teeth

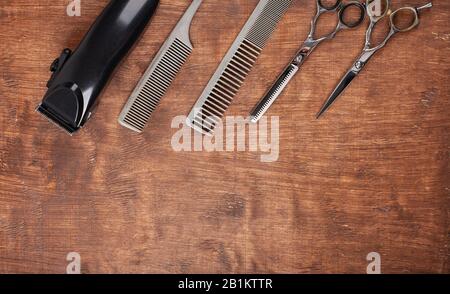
250;64;299;123
119;38;192;132
192;40;262;134
245;0;292;48
187;0;292;135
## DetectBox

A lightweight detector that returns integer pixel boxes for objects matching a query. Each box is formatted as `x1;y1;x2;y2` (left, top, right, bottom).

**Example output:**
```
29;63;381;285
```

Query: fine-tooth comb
186;0;292;135
119;0;203;133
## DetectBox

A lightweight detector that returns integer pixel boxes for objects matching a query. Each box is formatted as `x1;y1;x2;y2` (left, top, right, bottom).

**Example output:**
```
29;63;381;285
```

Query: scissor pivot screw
355;61;363;70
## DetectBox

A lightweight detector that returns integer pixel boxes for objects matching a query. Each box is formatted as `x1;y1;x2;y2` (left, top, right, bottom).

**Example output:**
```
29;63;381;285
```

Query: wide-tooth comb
186;0;292;135
119;0;203;133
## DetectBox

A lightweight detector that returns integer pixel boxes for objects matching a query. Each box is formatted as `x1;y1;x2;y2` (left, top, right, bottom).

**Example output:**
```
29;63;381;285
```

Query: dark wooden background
0;0;448;274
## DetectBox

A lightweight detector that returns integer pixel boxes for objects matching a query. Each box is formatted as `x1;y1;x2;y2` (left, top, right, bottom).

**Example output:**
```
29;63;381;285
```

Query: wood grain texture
0;0;448;274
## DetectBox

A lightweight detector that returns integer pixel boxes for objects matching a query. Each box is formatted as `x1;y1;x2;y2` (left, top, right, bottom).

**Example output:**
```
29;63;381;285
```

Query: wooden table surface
0;0;448;274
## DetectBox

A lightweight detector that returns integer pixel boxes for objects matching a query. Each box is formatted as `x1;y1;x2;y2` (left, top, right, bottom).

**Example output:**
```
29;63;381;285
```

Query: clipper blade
36;104;77;136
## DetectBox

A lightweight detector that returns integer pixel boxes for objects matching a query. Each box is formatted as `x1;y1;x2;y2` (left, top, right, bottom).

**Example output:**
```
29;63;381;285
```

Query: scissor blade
250;64;299;123
316;70;358;119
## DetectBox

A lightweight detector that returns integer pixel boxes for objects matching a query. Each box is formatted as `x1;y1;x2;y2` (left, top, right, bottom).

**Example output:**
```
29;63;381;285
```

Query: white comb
119;0;203;133
186;0;292;135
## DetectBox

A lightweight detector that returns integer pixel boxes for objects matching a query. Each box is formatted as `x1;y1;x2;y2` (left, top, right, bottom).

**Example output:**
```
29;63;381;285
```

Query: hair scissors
316;0;433;118
250;0;366;123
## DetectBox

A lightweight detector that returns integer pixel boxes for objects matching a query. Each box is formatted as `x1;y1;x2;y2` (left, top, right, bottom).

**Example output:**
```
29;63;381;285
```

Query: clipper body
37;0;160;134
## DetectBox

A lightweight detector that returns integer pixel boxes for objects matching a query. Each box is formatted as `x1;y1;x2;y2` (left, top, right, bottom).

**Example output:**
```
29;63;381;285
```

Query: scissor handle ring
339;2;366;28
317;0;342;11
390;7;420;33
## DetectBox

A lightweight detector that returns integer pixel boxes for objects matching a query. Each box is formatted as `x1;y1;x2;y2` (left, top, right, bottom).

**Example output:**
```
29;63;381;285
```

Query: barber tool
36;0;159;135
186;0;292;135
119;0;203;133
250;0;366;123
316;0;432;118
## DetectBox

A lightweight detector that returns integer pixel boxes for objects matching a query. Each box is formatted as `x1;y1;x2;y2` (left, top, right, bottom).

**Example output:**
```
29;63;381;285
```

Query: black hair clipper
37;0;160;135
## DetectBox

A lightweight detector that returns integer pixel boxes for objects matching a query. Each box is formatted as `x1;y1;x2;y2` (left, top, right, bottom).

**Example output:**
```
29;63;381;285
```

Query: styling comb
186;0;292;135
119;0;203;133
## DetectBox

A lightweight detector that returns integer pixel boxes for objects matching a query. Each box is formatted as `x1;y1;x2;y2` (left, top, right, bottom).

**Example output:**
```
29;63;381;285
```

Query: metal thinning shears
316;0;433;118
250;0;366;123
